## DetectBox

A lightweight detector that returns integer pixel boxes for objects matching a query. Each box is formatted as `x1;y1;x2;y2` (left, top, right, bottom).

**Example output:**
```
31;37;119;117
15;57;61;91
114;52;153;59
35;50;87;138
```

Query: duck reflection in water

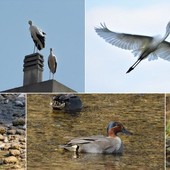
60;121;132;156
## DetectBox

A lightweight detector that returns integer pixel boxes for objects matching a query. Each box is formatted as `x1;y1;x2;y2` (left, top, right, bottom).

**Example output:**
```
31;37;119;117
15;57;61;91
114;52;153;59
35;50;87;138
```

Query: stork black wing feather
36;33;45;49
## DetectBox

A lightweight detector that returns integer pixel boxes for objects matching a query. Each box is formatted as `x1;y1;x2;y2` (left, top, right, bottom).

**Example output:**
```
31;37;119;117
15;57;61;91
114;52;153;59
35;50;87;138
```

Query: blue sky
85;0;170;92
0;0;84;92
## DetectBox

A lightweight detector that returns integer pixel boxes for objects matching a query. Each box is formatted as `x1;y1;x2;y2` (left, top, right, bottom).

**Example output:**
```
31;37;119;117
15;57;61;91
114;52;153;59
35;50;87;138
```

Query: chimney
23;53;44;86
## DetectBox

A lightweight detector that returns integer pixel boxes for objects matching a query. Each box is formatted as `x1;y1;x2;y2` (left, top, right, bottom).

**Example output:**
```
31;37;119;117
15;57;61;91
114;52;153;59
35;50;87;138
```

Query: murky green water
27;94;164;170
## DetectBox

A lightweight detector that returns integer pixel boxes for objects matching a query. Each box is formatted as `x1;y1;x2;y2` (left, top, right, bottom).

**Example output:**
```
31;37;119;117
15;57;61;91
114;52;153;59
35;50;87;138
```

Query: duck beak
122;127;133;135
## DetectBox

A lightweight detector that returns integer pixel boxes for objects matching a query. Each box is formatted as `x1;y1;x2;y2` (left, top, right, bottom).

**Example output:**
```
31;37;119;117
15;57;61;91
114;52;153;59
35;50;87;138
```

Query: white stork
28;20;46;53
48;48;57;79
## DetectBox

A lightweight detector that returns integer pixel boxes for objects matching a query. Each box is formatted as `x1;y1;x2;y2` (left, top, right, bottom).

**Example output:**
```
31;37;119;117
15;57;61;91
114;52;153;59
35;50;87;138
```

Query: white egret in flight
28;20;46;53
48;48;57;79
95;22;170;73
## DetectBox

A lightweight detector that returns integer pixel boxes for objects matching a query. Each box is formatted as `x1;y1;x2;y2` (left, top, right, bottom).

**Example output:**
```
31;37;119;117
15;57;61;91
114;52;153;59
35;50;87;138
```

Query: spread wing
153;41;170;61
95;23;170;62
95;23;152;51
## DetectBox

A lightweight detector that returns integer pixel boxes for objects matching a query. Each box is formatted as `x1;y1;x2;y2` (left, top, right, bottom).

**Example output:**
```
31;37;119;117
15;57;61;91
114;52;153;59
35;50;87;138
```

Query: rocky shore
0;94;26;169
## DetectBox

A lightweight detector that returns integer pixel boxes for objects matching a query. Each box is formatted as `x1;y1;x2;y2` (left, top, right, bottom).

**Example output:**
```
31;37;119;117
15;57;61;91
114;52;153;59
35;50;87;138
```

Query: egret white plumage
48;48;57;79
28;20;46;53
95;21;170;73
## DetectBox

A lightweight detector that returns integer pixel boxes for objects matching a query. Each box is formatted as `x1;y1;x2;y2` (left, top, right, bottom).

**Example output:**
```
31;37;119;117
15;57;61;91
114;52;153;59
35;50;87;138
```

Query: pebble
4;136;8;143
3;156;18;164
19;137;26;143
15;101;25;107
16;129;25;135
7;129;16;135
8;135;16;141
3;99;9;104
12;118;25;126
10;165;23;169
9;149;21;156
0;142;5;149
10;143;20;150
4;143;11;150
0;134;4;141
0;126;6;134
20;144;26;149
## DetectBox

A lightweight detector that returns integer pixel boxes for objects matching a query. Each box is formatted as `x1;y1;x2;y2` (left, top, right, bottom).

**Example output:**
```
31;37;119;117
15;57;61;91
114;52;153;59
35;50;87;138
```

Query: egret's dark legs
126;58;142;73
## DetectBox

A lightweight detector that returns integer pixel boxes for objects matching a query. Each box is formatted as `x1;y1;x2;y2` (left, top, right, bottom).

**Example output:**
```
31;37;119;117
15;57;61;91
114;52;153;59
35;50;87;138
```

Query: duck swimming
60;121;132;154
52;94;83;112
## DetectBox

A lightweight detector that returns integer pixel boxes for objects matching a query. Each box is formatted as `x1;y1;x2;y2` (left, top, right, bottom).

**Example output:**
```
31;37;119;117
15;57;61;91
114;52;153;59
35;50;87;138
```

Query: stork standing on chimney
48;48;57;79
28;20;46;53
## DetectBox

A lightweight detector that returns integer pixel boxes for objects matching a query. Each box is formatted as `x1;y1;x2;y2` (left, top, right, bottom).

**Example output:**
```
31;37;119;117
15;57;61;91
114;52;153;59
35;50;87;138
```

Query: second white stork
95;21;170;73
28;20;46;53
48;48;57;79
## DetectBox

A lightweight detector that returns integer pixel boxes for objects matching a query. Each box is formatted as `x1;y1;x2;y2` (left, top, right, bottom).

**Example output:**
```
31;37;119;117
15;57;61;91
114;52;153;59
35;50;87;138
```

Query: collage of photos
0;0;170;170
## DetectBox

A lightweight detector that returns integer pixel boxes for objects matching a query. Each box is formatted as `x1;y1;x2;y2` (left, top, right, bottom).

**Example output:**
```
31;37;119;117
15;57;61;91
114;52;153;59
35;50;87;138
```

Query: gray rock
16;129;25;135
7;129;16;135
15;101;25;107
12;118;25;126
0;94;5;100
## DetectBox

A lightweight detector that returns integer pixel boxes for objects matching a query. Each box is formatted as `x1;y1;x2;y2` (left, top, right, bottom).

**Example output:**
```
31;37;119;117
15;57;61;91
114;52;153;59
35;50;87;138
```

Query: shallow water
27;94;164;170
